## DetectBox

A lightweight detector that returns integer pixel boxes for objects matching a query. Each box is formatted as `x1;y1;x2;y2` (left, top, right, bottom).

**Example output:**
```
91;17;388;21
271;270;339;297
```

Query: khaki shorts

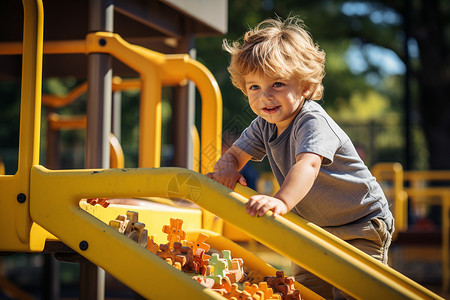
291;218;393;300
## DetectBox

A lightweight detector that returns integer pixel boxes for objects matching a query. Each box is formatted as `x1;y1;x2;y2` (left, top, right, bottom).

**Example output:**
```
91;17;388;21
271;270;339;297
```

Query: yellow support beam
30;166;223;300
83;32;222;173
30;166;442;299
372;162;408;235
1;35;222;173
233;183;443;300
0;0;56;252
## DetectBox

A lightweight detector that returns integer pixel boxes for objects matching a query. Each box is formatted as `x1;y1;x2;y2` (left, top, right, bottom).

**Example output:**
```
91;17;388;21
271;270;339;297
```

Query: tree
197;0;450;170
335;0;450;170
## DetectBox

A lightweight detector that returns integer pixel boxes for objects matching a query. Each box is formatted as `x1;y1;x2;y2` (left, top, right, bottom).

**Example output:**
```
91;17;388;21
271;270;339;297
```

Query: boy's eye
273;82;285;87
249;85;260;90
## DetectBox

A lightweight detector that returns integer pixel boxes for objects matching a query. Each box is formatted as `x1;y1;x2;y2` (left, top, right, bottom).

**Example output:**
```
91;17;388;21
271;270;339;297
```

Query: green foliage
195;0;409;168
2;1;446;171
328;90;393;122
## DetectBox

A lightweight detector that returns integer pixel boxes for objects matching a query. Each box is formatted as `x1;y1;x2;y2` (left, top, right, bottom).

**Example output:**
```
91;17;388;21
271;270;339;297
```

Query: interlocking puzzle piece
173;262;182;271
212;276;231;294
109;212;149;249
127;230;138;243
264;271;300;300
176;244;195;273
193;276;215;289
257;282;281;300
209;253;228;278
243;282;281;300
222;250;233;268
243;282;259;296
223;250;244;283
285;290;301;300
193;248;209;275
124;211;139;234
87;198;110;208
109;219;126;233
162;218;186;250
186;233;211;260
158;243;175;263
172;242;187;267
156;241;192;271
146;235;159;254
137;228;148;247
226;283;253;300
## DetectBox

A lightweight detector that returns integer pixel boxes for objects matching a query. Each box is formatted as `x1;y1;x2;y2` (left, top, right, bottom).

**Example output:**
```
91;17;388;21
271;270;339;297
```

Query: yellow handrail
372;162;408;235
372;163;450;292
109;133;124;169
42;82;88;108
1;36;222;173
0;0;56;251
42;78;140;108
83;32;222;173
46;114;124;169
47;112;86;130
29;166;442;299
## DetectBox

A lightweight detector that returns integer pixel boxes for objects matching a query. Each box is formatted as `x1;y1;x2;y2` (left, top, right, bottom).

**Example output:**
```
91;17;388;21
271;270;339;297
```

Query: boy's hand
246;195;288;217
206;169;247;190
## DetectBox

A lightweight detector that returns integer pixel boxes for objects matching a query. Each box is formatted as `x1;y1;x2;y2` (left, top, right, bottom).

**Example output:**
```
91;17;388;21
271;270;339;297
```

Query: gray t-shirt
234;100;394;230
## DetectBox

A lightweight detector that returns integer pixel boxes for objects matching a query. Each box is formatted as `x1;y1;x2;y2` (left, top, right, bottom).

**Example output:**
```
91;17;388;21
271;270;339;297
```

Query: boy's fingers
246;195;261;209
227;180;237;190
247;196;269;217
246;196;258;216
272;206;282;218
239;175;247;186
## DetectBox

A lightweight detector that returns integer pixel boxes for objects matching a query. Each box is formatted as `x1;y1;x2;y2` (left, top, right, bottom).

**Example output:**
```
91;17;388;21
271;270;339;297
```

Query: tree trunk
413;0;450;170
419;83;450;170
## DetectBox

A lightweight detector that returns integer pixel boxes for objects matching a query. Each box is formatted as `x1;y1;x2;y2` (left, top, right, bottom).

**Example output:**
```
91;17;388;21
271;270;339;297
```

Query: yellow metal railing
403;170;450;292
0;0;57;252
1;36;222;174
372;162;409;236
373;162;450;292
29;166;443;299
46;113;124;168
42;77;139;108
2;1;443;298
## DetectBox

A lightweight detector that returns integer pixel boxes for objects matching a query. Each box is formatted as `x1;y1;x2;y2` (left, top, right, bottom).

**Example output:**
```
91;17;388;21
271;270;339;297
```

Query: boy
207;17;394;299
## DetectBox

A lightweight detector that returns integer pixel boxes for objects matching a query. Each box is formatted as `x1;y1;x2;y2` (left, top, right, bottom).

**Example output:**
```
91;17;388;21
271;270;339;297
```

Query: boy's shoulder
300;100;326;115
294;100;328;124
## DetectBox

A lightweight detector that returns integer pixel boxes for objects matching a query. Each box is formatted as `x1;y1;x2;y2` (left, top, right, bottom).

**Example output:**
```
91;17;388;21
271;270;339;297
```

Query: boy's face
244;72;306;134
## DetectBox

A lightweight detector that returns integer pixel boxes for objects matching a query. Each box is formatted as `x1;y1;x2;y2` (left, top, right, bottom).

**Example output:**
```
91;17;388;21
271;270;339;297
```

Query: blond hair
223;17;326;99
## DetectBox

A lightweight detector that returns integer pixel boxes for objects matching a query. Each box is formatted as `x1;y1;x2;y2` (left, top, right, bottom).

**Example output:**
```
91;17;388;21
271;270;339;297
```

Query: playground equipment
0;0;445;299
373;162;450;292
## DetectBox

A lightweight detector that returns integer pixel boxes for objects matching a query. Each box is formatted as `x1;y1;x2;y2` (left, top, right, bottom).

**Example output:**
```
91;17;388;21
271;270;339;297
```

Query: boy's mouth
262;105;281;114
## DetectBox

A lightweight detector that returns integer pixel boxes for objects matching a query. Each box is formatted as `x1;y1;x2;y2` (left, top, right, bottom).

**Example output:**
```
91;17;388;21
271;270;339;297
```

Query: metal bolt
79;240;89;251
99;38;107;46
17;193;26;203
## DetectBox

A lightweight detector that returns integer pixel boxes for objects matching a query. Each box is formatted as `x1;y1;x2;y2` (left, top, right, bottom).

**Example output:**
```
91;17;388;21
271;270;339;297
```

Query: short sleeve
233;118;267;161
295;114;341;165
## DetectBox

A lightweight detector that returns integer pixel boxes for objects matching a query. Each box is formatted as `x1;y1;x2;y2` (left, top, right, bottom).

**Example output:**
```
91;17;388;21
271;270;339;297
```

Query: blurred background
0;0;449;299
2;1;449;173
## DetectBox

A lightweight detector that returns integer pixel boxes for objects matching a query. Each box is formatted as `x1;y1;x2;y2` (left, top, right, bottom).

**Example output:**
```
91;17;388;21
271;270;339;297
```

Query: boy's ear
301;83;314;99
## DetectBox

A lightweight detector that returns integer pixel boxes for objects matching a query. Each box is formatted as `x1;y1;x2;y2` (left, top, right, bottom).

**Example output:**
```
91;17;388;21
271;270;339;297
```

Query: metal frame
0;1;444;299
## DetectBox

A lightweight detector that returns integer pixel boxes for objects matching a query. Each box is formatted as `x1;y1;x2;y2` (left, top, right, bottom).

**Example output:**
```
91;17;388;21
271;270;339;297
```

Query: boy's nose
261;90;274;101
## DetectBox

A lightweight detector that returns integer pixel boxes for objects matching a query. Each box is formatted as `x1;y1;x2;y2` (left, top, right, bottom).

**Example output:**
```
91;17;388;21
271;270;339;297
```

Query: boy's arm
206;145;253;190
246;152;322;217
